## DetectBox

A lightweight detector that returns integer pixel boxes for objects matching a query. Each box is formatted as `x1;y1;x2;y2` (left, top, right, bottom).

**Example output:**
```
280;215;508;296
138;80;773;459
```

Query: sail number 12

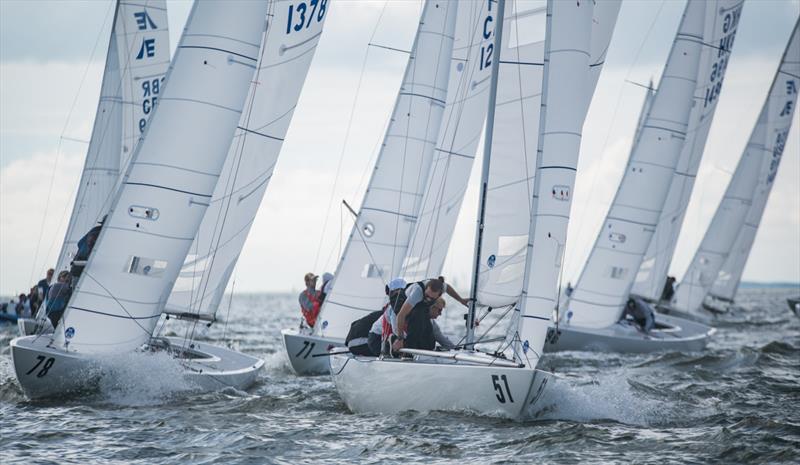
286;0;328;35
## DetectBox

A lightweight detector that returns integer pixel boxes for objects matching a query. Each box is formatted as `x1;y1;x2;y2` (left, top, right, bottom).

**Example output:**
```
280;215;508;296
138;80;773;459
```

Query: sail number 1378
286;0;328;34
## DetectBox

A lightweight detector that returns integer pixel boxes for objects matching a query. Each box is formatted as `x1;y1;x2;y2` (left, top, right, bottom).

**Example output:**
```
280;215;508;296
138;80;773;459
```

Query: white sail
633;1;744;301
165;0;330;321
476;0;620;308
672;20;800;314
514;0;606;365
400;1;496;283
53;1;170;277
314;1;458;340
58;0;269;353
567;0;727;329
116;0;172;169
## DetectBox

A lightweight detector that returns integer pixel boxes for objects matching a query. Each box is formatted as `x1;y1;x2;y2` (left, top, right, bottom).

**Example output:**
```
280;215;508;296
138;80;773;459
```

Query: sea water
1;286;798;464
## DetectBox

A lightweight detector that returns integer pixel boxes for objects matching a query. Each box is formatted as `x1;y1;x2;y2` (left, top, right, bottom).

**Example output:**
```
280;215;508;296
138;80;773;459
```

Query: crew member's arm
431;321;455;350
393;301;413;350
446;285;469;306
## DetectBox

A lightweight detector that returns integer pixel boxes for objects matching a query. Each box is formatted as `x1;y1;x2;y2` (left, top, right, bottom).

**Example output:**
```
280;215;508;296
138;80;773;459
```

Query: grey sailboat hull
543;313;714;353
10;335;264;400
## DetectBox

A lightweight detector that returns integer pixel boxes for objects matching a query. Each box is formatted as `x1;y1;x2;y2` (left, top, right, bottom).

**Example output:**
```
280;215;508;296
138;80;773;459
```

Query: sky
1;0;798;296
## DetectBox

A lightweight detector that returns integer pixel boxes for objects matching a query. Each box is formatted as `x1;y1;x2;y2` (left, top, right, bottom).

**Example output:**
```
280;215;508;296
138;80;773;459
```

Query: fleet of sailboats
5;0;798;420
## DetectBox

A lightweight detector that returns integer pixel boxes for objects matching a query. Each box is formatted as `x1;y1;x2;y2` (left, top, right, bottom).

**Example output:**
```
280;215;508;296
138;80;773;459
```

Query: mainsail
58;1;270;353
633;1;745;301
567;0;737;329
476;0;620;309
314;1;458;340
53;0;170;277
671;20;799;314
165;0;330;322
514;0;614;365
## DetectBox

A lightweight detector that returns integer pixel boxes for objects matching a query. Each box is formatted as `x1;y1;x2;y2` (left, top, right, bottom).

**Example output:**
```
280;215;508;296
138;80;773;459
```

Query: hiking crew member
348;278;407;356
393;277;467;352
71;216;105;279
299;272;322;329
623;296;655;333
46;271;72;328
37;268;54;301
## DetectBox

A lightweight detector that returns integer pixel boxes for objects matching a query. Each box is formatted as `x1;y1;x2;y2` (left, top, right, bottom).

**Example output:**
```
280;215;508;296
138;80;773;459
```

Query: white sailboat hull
17;318;53;336
280;328;343;376
10;336;264;400
329;353;554;419
543;313;714;353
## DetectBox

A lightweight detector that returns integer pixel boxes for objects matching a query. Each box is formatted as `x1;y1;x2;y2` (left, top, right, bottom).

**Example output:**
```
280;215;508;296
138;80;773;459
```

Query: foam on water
93;350;195;406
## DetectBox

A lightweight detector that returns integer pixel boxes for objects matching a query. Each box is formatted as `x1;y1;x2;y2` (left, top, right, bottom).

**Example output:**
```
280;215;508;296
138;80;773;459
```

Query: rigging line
80;269;153;336
511;3;535;217
28;0;116;285
566;0;667;280
313;0;391;272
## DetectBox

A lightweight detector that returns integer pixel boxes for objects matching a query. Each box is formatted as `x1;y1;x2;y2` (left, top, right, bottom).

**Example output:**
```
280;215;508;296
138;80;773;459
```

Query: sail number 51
491;374;514;403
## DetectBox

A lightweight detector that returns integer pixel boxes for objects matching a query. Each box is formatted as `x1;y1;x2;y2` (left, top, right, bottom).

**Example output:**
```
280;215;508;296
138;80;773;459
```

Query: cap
387;277;407;291
304;272;318;281
322;272;334;282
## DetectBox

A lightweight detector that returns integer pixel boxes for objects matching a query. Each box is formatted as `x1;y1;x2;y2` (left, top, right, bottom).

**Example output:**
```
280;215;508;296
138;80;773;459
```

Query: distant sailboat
18;0;171;336
666;19;799;319
330;0;620;418
11;0;272;400
546;0;743;354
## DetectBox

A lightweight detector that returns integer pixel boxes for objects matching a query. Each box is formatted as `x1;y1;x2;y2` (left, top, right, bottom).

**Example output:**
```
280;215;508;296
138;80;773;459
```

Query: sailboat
664;19;799;320
10;0;273;400
330;0;620;418
281;0;464;375
545;0;743;354
18;0;171;336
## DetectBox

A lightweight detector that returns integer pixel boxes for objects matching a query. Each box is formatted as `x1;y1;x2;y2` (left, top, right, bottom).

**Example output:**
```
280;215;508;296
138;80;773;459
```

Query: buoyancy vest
301;289;322;327
345;309;384;346
403;281;436;350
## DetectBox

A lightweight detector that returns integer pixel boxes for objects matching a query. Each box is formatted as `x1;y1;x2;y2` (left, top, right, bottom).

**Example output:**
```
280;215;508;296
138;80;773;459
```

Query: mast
466;0;505;346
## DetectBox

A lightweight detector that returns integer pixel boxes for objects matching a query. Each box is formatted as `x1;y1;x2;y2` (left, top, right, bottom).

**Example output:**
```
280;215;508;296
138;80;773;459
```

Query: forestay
514;0;606;366
567;0;718;329
166;0;330;321
314;1;458;340
672;21;799;314
401;1;497;283
633;1;744;301
57;1;269;353
476;0;620;308
53;1;170;277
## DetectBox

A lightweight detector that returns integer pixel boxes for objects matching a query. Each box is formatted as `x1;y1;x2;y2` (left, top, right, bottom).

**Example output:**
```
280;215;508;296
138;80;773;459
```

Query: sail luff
58;0;269;353
633;1;745;301
164;0;330;321
565;1;724;329
672;20;800;314
514;0;595;367
313;1;458;340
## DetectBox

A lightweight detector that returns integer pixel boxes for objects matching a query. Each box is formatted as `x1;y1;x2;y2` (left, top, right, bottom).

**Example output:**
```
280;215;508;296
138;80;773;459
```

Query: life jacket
345;309;384;346
402;281;436;350
301;289;322;327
